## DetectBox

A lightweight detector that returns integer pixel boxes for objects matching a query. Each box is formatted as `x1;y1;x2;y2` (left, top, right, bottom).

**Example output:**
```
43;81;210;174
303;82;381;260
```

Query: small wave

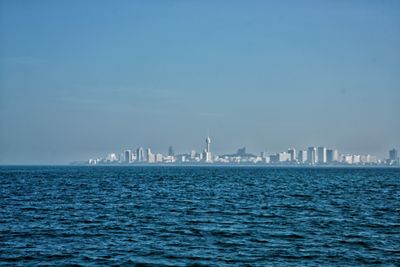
209;230;243;238
339;239;371;249
270;233;305;239
289;194;313;200
214;240;243;248
249;238;269;243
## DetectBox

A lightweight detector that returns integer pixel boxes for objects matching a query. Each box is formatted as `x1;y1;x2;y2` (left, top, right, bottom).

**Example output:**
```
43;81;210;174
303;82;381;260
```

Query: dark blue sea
0;166;399;266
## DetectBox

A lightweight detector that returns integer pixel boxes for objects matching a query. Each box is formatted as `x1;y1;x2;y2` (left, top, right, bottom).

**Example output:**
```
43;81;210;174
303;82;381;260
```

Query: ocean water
0;166;399;266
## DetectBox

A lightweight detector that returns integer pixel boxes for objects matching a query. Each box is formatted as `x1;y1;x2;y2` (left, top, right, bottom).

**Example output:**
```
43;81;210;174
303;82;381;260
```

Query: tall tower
206;136;211;153
204;136;212;163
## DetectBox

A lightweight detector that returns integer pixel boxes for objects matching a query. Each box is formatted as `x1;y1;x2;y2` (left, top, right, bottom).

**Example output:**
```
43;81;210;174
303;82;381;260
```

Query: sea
0;166;399;266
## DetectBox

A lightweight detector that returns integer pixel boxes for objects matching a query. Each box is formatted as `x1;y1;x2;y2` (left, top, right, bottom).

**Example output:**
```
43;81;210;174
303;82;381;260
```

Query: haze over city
1;0;399;164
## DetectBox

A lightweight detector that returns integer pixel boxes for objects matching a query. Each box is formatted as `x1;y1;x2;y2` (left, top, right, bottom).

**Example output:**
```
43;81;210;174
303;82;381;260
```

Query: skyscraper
146;148;155;163
307;147;317;164
317;147;327;164
124;150;131;163
298;150;308;163
389;148;398;164
326;149;338;163
136;147;144;162
389;148;398;160
287;148;297;162
168;146;174;157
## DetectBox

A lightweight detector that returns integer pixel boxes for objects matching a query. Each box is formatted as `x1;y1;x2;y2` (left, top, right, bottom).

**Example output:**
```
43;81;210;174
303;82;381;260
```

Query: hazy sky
0;0;399;164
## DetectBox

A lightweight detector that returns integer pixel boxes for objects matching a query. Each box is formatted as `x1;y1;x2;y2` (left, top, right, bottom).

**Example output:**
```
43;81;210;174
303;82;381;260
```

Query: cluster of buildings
213;146;387;165
88;137;213;165
85;137;399;166
264;147;377;165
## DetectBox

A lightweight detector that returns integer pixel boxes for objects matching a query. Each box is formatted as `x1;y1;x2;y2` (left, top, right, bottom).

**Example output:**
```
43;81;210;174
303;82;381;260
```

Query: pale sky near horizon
0;0;399;164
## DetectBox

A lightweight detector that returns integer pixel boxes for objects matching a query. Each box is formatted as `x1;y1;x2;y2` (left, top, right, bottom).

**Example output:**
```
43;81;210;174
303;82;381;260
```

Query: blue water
0;166;399;266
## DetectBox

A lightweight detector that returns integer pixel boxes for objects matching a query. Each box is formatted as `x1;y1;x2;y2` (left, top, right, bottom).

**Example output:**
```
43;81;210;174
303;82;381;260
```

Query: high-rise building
287;148;297;162
237;147;246;156
361;154;377;164
146;148;155;163
136;147;144;162
269;152;290;163
131;151;137;162
155;153;163;163
124;150;131;163
342;154;353;164
352;155;361;164
326;149;338;163
206;137;211;153
168;146;174;157
204;136;212;163
278;152;291;162
307;147;317;164
317;147;327;164
298;150;308;163
389;148;398;163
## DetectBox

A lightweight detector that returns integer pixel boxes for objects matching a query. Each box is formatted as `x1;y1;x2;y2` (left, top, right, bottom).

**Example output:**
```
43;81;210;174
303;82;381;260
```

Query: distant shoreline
1;164;399;169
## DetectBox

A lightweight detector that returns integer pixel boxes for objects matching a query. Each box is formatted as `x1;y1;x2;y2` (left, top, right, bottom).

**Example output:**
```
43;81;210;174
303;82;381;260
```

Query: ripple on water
0;166;399;266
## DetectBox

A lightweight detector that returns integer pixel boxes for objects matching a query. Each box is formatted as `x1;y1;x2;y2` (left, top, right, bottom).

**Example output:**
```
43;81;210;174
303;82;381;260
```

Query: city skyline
81;136;399;166
1;1;399;164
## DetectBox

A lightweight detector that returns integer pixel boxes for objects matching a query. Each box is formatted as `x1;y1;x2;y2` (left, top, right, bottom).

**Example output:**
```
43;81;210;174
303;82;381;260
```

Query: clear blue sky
0;0;399;164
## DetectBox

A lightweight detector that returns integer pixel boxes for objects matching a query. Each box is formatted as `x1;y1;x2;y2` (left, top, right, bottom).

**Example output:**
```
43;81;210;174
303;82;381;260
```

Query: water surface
0;166;399;266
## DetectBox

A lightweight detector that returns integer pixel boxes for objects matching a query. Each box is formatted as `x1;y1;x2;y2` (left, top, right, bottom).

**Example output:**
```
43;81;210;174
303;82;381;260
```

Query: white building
106;153;118;162
317;147;327;164
271;152;291;163
155;153;163;163
298;150;308;163
360;154;377;164
146;148;155;163
288;148;297;162
136;147;144;162
163;155;176;163
352;155;361;164
308;147;317;164
88;158;97;165
278;152;291;162
203;136;212;163
342;154;353;164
